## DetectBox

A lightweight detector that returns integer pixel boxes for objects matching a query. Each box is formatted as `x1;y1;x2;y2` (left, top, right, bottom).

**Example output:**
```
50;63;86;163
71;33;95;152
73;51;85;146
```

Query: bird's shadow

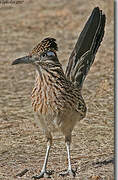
92;157;114;168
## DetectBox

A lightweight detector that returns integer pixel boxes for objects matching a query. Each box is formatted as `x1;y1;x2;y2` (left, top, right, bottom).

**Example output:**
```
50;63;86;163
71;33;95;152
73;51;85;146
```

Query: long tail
65;7;106;89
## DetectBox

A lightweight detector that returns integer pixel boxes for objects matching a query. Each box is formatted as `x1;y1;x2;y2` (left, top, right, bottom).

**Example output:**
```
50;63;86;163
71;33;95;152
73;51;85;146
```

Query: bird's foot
32;170;54;179
59;168;77;177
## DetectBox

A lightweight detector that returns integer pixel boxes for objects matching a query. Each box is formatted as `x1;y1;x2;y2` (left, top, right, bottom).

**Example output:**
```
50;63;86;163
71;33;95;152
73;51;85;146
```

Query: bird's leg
32;134;53;179
59;137;76;177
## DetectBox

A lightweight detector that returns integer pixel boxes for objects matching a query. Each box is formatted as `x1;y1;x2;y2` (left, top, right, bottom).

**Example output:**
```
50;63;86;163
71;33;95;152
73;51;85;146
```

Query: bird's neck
36;63;66;84
31;65;67;113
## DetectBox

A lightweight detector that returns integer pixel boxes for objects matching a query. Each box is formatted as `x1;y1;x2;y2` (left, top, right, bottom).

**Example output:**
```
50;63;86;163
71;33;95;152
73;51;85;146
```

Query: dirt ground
0;0;114;180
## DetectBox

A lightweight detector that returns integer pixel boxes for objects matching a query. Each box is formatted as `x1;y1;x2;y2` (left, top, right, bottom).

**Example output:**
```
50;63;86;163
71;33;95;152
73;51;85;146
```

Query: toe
69;169;76;177
59;168;77;177
32;170;54;179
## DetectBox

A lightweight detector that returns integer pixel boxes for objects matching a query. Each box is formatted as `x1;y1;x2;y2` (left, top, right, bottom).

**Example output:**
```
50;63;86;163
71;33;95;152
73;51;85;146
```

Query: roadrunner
12;7;106;179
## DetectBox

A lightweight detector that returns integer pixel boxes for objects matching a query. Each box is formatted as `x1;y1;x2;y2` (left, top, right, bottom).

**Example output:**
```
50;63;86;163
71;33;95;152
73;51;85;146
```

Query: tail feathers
91;13;106;55
65;7;106;89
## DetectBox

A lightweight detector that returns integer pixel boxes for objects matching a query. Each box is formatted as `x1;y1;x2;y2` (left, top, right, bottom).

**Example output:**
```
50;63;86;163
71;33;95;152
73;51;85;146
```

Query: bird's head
12;38;60;68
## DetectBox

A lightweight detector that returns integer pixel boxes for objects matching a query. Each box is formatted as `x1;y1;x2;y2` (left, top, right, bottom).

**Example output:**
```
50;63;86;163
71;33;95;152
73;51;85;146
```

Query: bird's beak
12;56;34;65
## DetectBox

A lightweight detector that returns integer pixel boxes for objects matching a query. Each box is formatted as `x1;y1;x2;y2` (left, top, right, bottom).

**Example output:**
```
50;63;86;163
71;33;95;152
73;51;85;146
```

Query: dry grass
0;0;114;179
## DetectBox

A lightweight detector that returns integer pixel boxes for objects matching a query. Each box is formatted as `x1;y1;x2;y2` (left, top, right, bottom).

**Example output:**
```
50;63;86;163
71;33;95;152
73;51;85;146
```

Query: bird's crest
31;38;58;55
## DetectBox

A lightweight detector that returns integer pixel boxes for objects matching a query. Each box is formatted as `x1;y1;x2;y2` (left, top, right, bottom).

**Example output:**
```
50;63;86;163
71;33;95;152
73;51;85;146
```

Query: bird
12;7;106;179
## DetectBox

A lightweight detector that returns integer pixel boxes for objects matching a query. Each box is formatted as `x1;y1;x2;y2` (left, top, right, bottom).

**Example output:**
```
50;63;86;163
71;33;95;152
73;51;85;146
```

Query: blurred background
0;0;114;179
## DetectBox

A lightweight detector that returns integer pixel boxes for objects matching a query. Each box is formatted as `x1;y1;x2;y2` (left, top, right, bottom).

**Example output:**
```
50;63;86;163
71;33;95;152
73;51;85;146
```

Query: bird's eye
40;51;55;59
40;53;46;58
42;53;46;57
